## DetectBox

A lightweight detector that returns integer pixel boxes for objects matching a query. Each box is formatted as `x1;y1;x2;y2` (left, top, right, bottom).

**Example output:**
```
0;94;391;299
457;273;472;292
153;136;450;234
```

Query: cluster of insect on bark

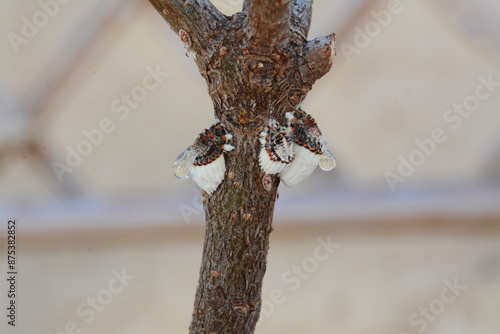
173;108;336;193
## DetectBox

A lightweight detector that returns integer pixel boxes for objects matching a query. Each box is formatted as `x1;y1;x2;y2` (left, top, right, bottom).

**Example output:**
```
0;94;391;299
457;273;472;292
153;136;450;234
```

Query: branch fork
147;1;336;332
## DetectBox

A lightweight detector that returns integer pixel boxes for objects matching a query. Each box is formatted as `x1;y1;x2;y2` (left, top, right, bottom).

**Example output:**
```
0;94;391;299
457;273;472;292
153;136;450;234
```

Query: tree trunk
147;1;335;332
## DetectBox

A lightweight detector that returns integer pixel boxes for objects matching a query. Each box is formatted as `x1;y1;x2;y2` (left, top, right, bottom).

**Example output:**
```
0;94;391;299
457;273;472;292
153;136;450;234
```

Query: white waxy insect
259;119;294;174
279;109;335;187
172;120;234;194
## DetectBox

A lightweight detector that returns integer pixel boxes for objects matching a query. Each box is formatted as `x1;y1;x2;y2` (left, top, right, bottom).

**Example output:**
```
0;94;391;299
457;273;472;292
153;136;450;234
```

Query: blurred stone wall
0;0;498;204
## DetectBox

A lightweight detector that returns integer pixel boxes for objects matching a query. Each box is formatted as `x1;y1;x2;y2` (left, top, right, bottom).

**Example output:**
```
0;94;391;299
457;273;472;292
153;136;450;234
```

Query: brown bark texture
147;0;335;332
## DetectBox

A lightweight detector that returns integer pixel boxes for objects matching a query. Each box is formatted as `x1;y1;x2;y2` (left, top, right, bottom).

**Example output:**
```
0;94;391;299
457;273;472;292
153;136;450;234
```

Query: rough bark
147;0;335;332
246;0;291;48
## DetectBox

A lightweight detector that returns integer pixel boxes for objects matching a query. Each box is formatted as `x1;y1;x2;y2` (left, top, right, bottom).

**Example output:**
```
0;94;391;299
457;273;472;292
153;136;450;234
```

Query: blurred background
0;0;499;333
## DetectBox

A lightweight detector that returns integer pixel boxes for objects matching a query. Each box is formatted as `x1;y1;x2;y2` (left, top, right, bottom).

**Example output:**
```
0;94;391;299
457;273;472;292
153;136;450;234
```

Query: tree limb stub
303;33;336;83
148;0;335;332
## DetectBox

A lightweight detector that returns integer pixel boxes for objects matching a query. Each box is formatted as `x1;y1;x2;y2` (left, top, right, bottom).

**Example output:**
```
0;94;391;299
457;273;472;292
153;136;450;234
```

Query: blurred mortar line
2;184;498;237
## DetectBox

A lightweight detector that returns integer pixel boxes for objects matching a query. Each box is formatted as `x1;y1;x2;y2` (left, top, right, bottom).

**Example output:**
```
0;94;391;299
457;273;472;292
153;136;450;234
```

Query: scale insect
279;109;336;187
173;120;234;194
172;111;335;193
259;118;295;174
